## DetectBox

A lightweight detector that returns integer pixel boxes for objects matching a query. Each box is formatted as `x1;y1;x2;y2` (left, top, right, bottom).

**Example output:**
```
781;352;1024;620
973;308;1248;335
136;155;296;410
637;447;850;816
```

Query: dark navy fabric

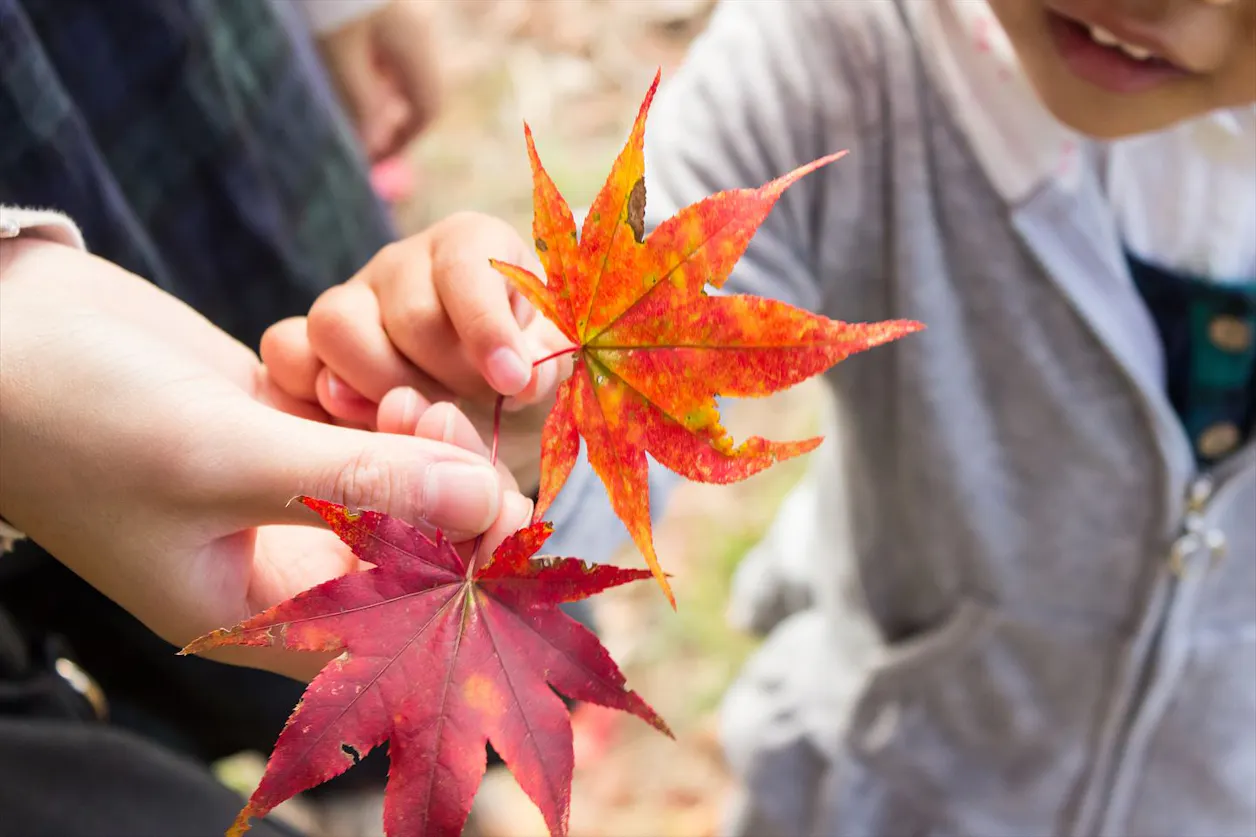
0;2;398;827
1128;253;1256;465
0;0;395;349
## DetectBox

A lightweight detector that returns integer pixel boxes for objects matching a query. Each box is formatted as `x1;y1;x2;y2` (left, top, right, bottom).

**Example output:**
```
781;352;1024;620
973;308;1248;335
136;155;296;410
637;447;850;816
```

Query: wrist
0;233;70;285
0;237;65;544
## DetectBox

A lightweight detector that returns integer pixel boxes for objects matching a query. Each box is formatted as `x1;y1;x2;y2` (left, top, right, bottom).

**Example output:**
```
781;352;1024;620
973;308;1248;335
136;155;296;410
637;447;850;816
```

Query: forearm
0;238;258;540
0;236;261;388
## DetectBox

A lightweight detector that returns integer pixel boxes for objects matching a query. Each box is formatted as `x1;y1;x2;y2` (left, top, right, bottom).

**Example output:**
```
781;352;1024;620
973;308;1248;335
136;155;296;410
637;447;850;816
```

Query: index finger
428;213;542;397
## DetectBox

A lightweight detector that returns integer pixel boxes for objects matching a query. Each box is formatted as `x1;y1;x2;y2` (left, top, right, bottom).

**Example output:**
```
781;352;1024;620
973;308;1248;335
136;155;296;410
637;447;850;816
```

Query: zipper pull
1169;476;1228;576
1186;476;1214;514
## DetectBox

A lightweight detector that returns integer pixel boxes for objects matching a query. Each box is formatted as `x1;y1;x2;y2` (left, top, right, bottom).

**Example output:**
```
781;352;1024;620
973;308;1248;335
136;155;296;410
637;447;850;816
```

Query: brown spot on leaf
535;237;549;253
626;177;646;243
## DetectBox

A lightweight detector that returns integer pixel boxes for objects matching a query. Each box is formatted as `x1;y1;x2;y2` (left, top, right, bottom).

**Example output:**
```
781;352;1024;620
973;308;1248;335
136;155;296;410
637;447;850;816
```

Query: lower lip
1046;12;1188;94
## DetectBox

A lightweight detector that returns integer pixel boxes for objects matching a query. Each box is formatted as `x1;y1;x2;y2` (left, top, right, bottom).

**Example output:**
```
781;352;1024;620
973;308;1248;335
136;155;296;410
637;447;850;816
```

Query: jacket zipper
1166;475;1228;576
1133;474;1227;702
1094;464;1244;834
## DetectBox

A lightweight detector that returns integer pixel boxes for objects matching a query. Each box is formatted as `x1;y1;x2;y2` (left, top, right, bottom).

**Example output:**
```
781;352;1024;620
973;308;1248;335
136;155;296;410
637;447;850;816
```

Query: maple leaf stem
532;346;580;368
490;393;504;468
468;533;485;580
467;394;508;580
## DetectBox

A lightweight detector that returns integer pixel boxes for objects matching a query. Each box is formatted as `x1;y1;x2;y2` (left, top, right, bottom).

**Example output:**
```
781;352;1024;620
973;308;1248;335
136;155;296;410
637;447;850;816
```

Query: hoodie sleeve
0;206;86;250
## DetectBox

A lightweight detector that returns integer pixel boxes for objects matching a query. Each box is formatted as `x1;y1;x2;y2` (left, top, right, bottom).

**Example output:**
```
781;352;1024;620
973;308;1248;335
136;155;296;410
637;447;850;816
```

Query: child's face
989;0;1256;137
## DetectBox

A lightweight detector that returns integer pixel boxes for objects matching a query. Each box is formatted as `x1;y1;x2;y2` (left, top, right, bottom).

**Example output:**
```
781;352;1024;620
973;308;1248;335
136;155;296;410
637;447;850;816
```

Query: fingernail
423;462;501;535
398;388;421;433
326;372;346;402
485;346;531;395
503;492;535;531
327;372;371;407
504;359;556;413
441;403;457;444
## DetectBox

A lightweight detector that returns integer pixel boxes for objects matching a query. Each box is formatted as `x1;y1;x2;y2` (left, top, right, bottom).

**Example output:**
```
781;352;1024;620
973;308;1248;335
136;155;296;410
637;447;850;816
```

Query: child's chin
1030;73;1206;139
1047;104;1158;139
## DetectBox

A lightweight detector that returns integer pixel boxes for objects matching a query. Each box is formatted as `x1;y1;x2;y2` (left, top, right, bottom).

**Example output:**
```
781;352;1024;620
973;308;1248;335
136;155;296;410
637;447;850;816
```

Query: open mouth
1046;10;1190;94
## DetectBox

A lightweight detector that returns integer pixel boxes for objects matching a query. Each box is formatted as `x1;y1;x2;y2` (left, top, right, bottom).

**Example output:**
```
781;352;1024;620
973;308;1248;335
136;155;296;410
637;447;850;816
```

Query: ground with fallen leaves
215;2;828;834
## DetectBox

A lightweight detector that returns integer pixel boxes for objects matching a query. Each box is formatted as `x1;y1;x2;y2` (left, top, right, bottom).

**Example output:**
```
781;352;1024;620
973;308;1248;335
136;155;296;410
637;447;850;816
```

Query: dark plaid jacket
0;0;395;350
0;0;397;790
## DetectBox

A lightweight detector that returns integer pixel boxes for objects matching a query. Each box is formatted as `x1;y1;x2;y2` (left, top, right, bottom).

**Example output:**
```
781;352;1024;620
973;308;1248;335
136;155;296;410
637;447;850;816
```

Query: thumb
213;404;505;542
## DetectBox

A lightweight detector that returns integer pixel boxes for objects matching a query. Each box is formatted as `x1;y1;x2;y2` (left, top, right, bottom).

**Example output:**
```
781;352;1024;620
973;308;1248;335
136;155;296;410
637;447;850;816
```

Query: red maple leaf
182;498;668;837
491;71;922;605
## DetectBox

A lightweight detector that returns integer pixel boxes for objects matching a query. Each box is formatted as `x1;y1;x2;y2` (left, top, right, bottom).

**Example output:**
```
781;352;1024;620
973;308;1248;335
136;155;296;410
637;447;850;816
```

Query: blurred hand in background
318;0;442;163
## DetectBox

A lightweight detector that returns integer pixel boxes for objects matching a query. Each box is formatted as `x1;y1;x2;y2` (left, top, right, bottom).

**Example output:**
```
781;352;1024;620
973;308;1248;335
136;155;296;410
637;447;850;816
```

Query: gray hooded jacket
545;2;1256;835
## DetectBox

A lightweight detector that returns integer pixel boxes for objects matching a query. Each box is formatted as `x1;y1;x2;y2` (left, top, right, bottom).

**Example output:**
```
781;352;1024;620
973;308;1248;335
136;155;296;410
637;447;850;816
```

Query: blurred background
214;1;828;834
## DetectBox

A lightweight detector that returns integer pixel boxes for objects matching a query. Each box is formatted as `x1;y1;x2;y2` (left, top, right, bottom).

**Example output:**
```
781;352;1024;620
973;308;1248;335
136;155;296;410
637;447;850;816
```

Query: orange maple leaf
491;70;922;605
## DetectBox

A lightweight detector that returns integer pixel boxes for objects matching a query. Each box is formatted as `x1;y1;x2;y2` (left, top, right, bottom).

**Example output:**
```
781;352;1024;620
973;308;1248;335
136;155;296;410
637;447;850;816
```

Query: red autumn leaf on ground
182;498;669;837
490;70;923;605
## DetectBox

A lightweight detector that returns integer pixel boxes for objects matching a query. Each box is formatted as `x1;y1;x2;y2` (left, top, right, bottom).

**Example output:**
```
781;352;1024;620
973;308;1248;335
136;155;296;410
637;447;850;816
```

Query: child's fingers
380;389;517;488
416;401;492;461
315;367;379;427
506;317;574;411
375;273;509;401
377;386;434;436
259;317;321;402
414;401;519;492
308;281;454;404
360;239;497;400
255;366;333;423
428;213;539;396
380;391;491;458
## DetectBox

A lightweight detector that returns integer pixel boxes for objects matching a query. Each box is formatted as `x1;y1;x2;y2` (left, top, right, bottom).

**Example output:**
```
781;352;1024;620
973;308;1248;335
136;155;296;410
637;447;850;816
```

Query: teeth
1089;24;1119;46
1119;42;1152;60
1087;23;1155;60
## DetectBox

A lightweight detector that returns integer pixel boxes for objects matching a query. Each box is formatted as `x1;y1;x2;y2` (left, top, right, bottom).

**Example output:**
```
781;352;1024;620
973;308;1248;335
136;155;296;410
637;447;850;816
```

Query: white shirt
911;0;1256;282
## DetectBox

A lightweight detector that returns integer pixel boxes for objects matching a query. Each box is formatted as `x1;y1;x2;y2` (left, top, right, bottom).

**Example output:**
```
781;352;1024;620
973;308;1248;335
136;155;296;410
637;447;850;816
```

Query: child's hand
262;212;573;487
